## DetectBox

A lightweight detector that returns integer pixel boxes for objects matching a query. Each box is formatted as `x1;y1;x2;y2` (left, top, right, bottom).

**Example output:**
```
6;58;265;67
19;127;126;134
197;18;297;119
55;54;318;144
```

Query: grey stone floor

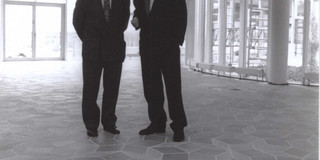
0;57;318;160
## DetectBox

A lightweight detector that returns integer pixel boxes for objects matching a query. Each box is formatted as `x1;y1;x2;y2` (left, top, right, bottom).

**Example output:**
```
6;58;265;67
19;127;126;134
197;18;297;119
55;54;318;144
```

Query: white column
239;0;248;67
194;0;206;63
218;0;227;65
204;0;213;63
185;0;196;65
267;0;290;84
0;0;3;62
318;0;320;86
302;0;310;74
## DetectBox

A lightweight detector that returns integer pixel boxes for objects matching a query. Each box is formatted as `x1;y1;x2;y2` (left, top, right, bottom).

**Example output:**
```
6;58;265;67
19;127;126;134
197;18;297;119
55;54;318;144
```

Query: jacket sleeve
173;0;187;46
121;0;131;32
73;0;86;41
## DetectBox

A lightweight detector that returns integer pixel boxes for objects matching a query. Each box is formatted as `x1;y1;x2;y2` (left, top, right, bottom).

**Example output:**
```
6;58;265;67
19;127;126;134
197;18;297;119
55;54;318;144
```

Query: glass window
4;1;65;60
288;0;319;84
5;0;66;4
5;4;33;59
247;0;268;68
226;0;240;67
307;1;319;73
211;0;219;64
36;0;66;3
5;0;34;2
35;6;62;58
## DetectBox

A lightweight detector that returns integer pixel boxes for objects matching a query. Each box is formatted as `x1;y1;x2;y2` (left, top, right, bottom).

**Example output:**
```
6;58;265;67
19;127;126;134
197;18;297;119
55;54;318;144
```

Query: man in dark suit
132;0;188;142
73;0;130;137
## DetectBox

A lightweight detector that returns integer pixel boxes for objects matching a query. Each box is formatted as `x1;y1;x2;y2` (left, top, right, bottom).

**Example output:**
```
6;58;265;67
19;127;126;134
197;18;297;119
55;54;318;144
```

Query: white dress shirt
150;0;154;11
102;0;112;8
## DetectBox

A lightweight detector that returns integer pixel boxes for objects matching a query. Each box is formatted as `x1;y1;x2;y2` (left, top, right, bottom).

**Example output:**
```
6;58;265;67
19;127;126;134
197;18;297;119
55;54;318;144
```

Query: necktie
144;0;150;15
104;0;111;22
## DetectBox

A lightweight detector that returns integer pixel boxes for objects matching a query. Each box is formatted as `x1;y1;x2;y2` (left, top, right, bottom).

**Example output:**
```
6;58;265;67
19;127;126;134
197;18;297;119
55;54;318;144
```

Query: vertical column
62;4;66;60
302;0;310;74
185;0;196;65
218;0;227;65
290;0;296;45
66;0;76;60
230;0;234;63
194;0;206;63
267;0;272;78
204;0;213;63
239;0;248;67
318;1;320;131
0;0;3;62
318;0;320;85
267;0;290;84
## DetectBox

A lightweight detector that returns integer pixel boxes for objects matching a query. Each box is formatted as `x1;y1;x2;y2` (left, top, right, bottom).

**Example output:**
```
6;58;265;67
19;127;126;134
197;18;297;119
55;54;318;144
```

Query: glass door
5;4;33;59
4;1;65;60
35;5;62;58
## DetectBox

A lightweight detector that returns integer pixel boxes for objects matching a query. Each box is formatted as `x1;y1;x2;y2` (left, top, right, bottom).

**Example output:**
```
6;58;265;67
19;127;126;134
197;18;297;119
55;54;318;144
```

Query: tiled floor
0;57;318;160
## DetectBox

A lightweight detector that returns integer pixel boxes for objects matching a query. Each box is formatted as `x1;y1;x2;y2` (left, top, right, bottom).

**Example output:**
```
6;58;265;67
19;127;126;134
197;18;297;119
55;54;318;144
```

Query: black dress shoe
87;129;98;137
139;126;165;135
173;130;185;142
104;126;120;134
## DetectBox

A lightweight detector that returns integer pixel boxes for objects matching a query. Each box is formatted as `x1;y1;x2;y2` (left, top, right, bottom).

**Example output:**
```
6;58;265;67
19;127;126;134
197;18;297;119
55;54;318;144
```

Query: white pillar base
267;0;290;85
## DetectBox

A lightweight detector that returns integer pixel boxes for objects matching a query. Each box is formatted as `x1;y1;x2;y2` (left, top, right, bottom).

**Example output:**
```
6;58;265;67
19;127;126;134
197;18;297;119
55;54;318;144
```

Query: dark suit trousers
141;43;187;131
82;60;122;130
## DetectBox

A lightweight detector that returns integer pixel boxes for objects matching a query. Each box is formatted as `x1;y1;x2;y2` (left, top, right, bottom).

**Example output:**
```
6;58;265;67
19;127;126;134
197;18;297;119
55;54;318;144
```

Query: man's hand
131;17;140;29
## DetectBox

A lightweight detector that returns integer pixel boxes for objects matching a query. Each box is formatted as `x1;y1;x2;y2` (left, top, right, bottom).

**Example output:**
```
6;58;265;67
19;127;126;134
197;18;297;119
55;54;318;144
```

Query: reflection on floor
0;57;318;160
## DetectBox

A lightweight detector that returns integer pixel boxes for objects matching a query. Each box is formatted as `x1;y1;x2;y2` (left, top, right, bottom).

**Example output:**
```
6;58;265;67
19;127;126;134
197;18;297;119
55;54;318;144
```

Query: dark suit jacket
73;0;130;62
133;0;187;54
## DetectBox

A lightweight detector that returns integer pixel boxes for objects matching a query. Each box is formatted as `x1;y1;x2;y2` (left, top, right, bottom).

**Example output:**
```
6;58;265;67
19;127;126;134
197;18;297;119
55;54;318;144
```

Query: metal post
239;0;248;67
185;0;196;65
194;0;206;63
248;0;253;67
204;0;213;64
218;0;227;65
231;0;235;65
302;0;310;75
0;0;3;61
